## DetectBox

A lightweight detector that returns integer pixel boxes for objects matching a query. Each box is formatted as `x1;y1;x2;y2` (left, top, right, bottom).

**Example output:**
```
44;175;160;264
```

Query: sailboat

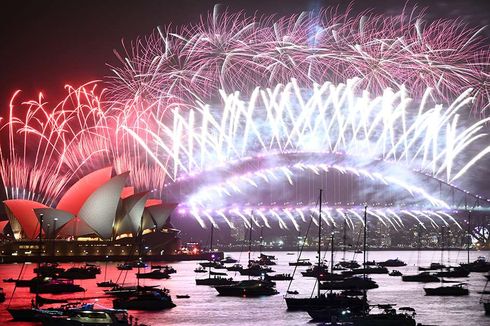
196;225;237;286
284;190;366;313
214;217;278;297
97;258;117;287
112;202;176;310
8;214;86;321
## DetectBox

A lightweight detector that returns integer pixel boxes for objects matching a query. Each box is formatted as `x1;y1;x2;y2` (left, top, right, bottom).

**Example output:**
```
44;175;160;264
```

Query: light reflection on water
0;250;488;326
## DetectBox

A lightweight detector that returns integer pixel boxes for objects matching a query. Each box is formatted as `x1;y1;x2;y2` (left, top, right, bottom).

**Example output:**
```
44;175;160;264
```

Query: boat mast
36;213;44;308
343;217;347;261
210;223;214;252
467;209;471;265
317;189;322;299
330;233;334;296
208;224;214;278
363;206;367;308
248;217;252;281
259;226;263;256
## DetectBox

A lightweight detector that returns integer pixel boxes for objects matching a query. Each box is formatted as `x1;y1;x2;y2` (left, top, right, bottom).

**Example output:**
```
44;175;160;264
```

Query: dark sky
1;0;490;109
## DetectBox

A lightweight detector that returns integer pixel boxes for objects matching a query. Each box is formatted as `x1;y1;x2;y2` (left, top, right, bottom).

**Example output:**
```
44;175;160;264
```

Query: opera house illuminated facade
0;167;183;262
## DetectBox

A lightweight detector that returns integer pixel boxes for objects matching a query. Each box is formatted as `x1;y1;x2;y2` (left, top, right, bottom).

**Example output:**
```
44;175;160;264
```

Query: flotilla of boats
0;204;488;325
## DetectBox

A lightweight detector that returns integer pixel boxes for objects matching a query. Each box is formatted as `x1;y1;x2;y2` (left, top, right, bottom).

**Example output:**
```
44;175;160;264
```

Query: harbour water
0;250;488;325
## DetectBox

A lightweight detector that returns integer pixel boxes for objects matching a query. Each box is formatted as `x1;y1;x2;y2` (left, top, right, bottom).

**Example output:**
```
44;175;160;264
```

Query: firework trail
109;5;490;113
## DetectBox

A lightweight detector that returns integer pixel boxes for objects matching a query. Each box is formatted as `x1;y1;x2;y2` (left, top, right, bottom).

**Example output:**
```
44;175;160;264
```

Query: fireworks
109;6;490;113
2;6;490;230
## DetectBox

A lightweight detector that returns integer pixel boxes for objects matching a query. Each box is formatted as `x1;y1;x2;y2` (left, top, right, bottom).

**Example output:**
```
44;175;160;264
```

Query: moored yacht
460;256;490;272
378;258;406;267
38;308;130;326
289;258;312;267
214;279;278;297
195;276;237;286
31;279;85;294
402;272;440;283
112;288;176;310
424;283;469;296
135;269;170;279
319;276;378;290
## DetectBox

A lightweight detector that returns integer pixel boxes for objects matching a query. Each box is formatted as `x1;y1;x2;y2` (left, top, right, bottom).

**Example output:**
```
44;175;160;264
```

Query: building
0;167;185;262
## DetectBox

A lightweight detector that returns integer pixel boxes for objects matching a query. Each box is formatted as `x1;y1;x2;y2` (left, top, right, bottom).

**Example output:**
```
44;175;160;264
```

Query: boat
460;256;490;273
176;294;190;299
3;277;15;283
239;263;274;276
104;285;158;297
287;291;366;312
97;280;118;288
221;256;238;264
389;270;402;276
418;262;447;271
253;253;277;266
352;305;417;326
117;261;146;270
214;279;278;297
301;263;330;278
195;276;237;286
34;263;65;277
199;261;224;268
136;269;170;279
307;306;354;322
150;265;177;274
286;252;295;255
113;288;176;310
378;259;406;267
402;272;440;283
116;263;132;271
14;276;50;287
265;273;293;281
424;283;469;296
38;308;130;326
8;303;94;322
289;258;312;267
194;266;206;273
336;260;361;269
319;276;378;291
8;214;77;321
31;279;85;294
342;266;389;276
434;267;470;278
58;266;99;279
210;270;227;276
284;192;367;313
226;264;243;272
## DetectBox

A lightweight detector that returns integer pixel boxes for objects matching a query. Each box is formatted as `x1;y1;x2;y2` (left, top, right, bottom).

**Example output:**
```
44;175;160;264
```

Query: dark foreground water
0;250;488;325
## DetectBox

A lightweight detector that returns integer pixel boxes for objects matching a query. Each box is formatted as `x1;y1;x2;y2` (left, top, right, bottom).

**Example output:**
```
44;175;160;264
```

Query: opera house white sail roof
3;167;177;240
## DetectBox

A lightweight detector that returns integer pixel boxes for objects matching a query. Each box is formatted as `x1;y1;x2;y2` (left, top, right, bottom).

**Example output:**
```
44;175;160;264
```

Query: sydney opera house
0;167;189;262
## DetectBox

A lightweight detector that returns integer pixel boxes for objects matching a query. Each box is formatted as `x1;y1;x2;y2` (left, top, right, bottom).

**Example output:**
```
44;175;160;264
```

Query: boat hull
8;308;41;321
113;298;175;311
285;296;365;312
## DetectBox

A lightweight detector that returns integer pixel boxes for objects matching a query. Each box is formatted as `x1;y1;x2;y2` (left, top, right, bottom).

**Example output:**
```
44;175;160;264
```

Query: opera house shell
0;167;182;262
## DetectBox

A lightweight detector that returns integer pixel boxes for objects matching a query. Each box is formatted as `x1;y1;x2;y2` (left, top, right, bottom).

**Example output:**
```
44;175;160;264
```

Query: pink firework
108;6;490;112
